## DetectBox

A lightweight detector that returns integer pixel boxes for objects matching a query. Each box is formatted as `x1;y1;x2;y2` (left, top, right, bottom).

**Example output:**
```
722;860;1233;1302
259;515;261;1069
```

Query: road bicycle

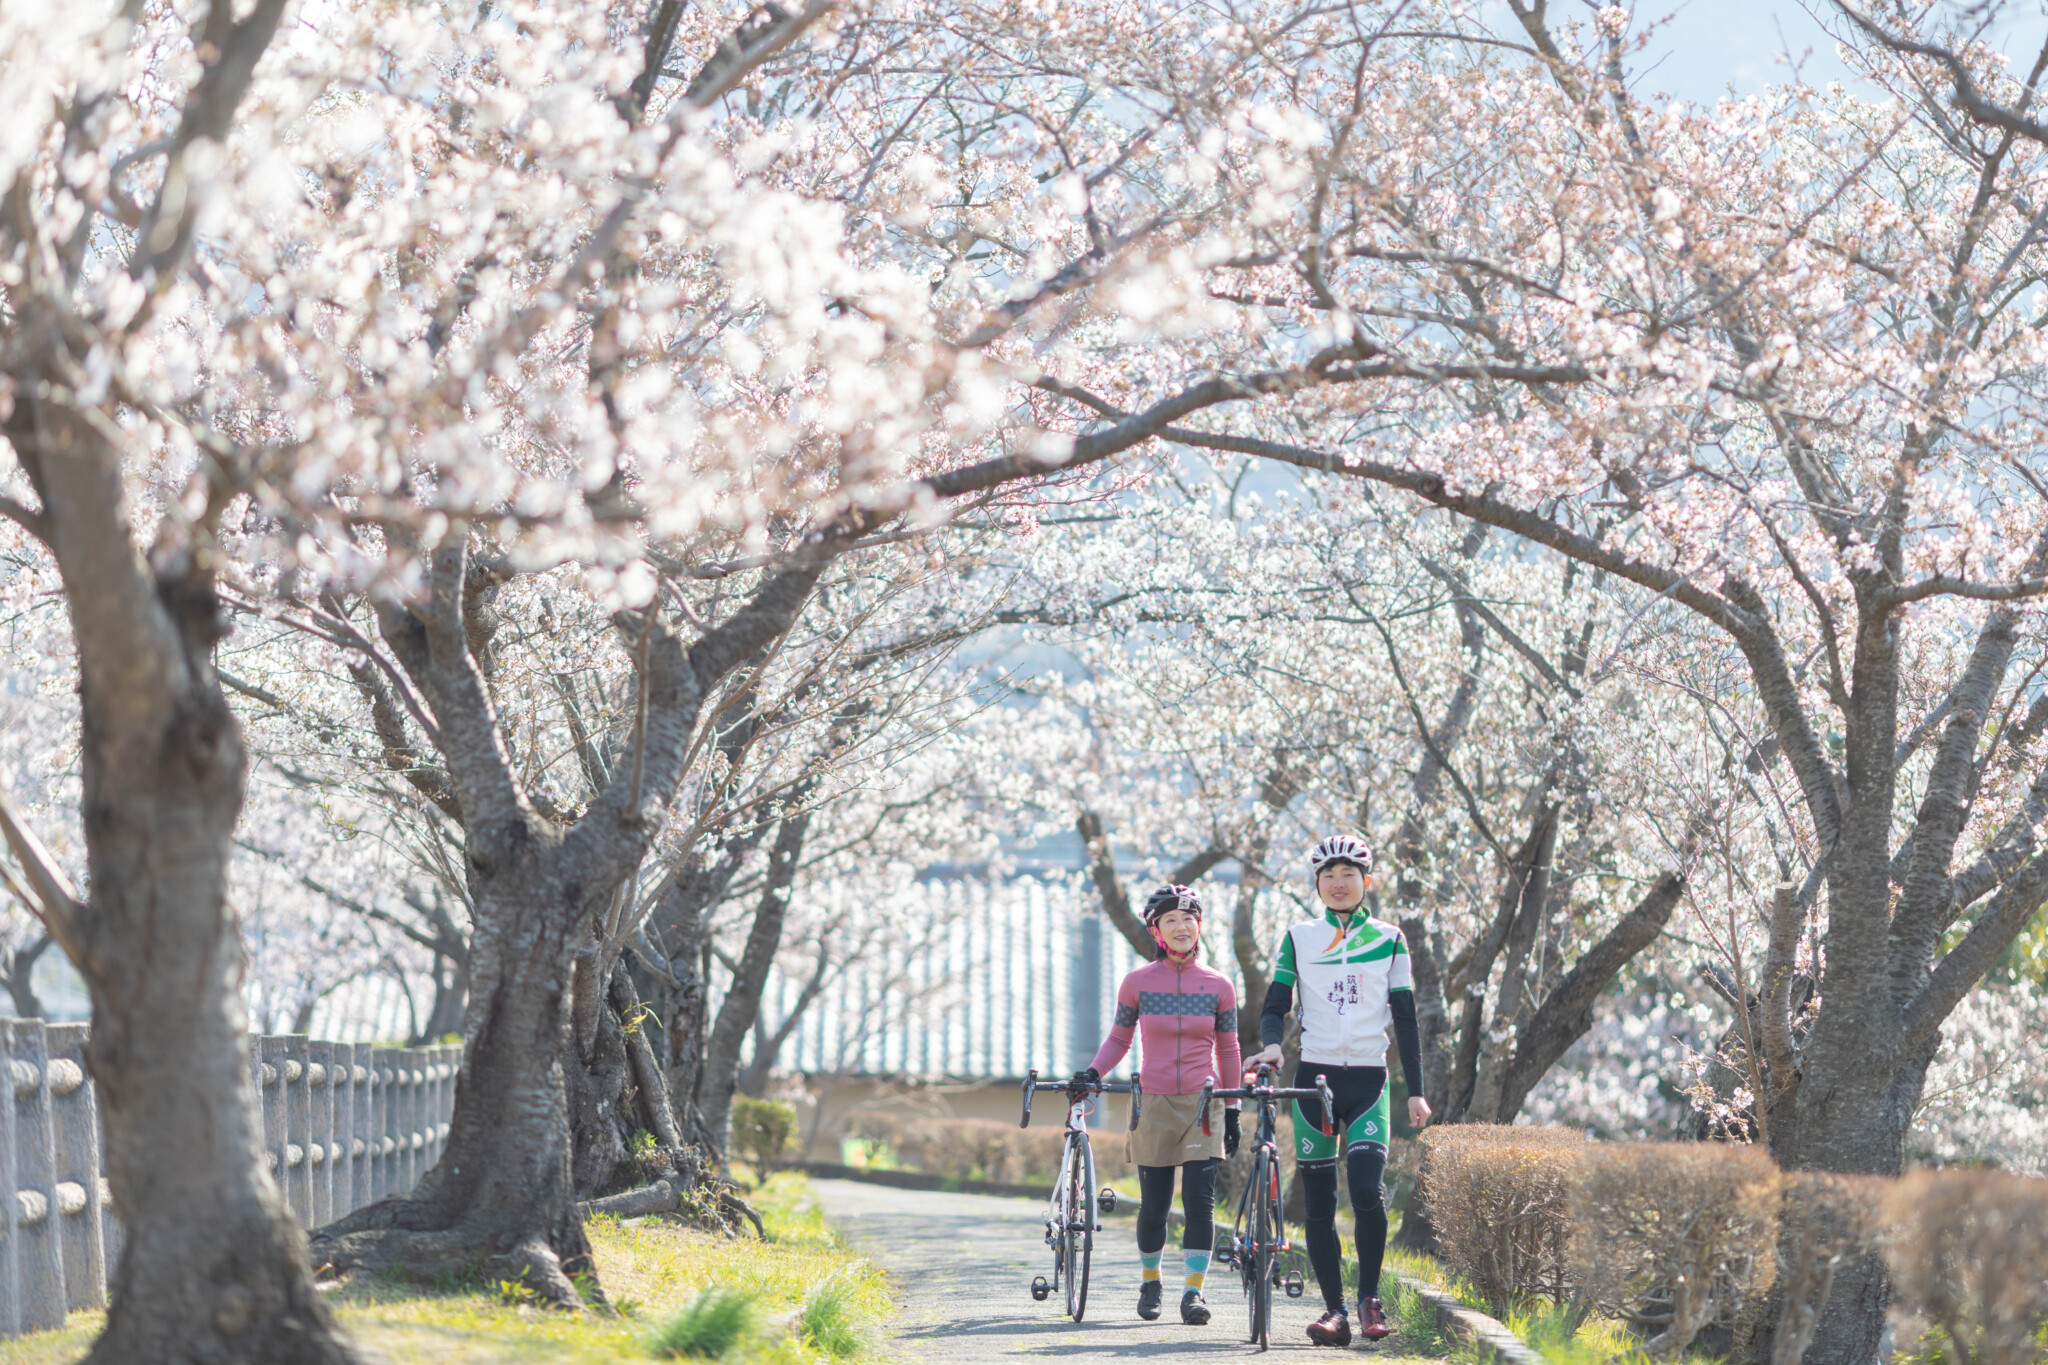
1019;1069;1142;1322
1201;1064;1333;1351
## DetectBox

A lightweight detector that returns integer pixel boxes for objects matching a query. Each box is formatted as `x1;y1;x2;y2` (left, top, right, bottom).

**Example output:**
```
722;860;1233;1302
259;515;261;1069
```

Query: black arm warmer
1389;989;1424;1098
1259;980;1293;1048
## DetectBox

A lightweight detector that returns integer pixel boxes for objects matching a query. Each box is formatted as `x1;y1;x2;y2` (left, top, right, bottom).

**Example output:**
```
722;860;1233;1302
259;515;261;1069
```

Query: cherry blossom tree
1005;5;2048;1354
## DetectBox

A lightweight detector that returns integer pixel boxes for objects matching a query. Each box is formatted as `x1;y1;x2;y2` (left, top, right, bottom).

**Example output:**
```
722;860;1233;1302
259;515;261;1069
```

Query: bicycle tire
1250;1151;1275;1350
1066;1136;1094;1321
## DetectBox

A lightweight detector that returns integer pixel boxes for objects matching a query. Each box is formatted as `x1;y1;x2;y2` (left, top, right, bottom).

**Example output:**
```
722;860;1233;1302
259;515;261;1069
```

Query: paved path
813;1179;1432;1362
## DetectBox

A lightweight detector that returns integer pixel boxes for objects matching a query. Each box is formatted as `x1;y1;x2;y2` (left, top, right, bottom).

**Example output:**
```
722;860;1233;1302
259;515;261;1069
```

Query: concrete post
432;1048;454;1167
400;1048;423;1192
8;1022;64;1331
372;1048;397;1199
348;1044;366;1214
329;1043;354;1220
307;1040;334;1227
43;1025;102;1311
258;1035;288;1209
0;1023;21;1338
282;1035;312;1224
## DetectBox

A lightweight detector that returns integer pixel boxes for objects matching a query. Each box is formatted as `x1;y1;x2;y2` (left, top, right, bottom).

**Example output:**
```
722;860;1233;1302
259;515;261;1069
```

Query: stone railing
0;1021;460;1338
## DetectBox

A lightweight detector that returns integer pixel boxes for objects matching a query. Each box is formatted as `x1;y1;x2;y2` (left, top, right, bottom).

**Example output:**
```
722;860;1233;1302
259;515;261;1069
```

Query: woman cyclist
1072;884;1242;1326
1242;834;1431;1347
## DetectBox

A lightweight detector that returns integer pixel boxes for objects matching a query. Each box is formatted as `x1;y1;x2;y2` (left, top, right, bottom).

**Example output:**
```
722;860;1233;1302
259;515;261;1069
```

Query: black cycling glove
1070;1066;1101;1091
1223;1108;1241;1157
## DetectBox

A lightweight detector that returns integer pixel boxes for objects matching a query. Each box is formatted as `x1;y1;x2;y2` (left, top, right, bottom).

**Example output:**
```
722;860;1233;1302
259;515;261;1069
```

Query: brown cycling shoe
1306;1308;1352;1347
1358;1297;1393;1340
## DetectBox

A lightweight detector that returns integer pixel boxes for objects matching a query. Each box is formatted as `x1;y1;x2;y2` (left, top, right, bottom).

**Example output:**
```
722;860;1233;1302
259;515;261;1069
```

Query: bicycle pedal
1285;1273;1305;1299
1030;1276;1051;1301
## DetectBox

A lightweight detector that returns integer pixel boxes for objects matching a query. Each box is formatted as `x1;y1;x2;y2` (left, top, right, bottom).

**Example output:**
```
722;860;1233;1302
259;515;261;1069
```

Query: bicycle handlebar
1199;1065;1336;1138
1020;1070;1143;1132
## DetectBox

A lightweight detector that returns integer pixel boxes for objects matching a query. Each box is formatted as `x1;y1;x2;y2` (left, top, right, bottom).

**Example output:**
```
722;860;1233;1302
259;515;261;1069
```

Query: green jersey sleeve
1270;928;1298;986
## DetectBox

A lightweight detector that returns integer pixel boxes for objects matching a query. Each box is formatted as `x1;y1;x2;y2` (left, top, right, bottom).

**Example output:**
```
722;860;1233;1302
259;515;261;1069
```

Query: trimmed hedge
1420;1124;1583;1317
1882;1169;2048;1365
1418;1126;2048;1360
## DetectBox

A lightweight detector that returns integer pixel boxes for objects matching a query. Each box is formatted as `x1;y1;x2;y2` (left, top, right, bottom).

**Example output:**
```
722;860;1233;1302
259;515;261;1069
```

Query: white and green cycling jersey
1270;909;1414;1068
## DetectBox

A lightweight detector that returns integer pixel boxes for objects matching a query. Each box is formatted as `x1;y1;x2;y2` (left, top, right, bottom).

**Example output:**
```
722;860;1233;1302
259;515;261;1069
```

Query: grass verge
0;1174;886;1365
1385;1246;1692;1365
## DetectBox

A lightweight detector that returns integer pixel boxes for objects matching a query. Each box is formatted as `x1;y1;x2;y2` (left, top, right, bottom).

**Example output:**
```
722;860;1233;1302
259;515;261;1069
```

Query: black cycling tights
1135;1159;1219;1254
1300;1144;1390;1312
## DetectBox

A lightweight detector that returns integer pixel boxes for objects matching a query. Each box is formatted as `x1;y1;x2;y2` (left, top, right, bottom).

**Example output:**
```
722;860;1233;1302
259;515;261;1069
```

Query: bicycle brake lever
1199;1080;1214;1137
1315;1074;1335;1137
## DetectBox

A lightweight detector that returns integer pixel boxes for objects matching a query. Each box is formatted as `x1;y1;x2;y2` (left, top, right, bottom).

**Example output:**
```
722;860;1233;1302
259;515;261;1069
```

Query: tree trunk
315;855;600;1304
696;811;809;1156
3;933;49;1019
570;961;683;1198
7;396;357;1364
416;946;470;1045
739;941;831;1097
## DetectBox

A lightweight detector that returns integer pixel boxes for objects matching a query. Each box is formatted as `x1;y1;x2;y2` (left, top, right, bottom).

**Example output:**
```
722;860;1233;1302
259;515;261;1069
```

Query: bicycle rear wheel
1249;1151;1275;1350
1065;1136;1095;1321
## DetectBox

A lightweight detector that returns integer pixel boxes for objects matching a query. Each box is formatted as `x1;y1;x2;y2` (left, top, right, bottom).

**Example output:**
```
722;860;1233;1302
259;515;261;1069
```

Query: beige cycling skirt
1127;1092;1225;1167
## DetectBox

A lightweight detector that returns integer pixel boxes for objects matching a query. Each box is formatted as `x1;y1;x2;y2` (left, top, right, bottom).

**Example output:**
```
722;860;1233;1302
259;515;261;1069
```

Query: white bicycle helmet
1308;834;1374;877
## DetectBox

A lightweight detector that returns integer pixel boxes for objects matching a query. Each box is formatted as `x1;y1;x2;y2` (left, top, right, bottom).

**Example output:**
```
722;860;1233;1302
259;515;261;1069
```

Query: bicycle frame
1019;1070;1142;1322
1200;1066;1333;1349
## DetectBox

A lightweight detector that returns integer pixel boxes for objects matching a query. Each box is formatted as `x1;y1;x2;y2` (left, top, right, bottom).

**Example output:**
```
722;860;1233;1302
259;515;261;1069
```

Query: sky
1618;0;1856;103
1551;0;2047;108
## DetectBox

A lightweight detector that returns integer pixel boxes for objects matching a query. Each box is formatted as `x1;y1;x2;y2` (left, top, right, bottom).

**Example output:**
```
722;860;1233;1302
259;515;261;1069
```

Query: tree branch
1905;849;2048;1046
0;494;48;544
1076;809;1153;960
0;785;90;973
1497;869;1684;1119
1759;881;1803;1112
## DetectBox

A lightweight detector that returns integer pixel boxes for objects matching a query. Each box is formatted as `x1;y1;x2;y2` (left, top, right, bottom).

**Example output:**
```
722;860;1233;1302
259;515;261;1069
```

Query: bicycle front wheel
1248;1150;1275;1350
1065;1137;1095;1321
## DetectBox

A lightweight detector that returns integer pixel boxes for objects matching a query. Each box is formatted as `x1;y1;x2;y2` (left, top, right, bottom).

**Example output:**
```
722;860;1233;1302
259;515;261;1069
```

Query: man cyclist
1242;834;1430;1347
1072;884;1242;1326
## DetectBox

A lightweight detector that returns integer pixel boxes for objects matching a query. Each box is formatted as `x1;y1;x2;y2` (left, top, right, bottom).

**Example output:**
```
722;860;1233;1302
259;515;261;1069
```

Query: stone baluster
7;1022;64;1331
43;1025;102;1312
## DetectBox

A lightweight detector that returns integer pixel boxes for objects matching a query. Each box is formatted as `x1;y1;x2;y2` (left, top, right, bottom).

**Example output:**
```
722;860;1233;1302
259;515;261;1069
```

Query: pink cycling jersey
1089;955;1243;1100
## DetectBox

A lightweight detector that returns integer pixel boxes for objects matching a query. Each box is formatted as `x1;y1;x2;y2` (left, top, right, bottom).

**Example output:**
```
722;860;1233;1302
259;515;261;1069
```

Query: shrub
1420;1124;1585;1317
1879;1169;2048;1365
648;1287;757;1359
1569;1142;1780;1358
732;1096;798;1174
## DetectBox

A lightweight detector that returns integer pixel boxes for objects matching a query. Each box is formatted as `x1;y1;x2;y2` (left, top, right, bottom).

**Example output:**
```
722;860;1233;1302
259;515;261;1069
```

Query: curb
1387;1270;1544;1365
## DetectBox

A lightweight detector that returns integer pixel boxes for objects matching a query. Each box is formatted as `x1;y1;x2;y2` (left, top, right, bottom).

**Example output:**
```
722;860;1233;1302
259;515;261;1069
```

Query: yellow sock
1183;1249;1210;1291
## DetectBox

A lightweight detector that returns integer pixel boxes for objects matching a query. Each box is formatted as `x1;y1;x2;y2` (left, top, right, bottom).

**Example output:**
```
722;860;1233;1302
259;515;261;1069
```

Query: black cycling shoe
1137;1281;1163;1320
1181;1290;1211;1325
1306;1308;1353;1347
